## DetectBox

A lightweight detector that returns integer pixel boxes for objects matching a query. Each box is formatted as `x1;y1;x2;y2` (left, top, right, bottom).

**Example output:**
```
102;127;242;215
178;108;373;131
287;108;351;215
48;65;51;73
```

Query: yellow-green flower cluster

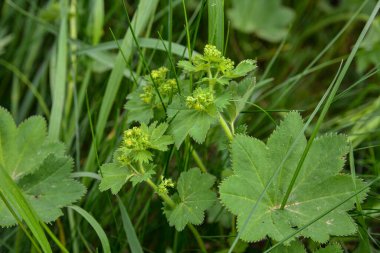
123;127;150;150
186;87;214;111
151;67;169;81
195;44;235;75
219;57;234;74
204;44;222;60
158;78;177;95
140;67;178;104
140;85;153;104
158;176;175;195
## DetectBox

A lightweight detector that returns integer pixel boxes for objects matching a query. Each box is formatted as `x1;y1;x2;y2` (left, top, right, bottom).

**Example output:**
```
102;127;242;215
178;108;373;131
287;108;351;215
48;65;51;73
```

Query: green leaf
315;243;342;253
177;60;197;72
0;108;64;180
168;109;216;148
227;0;294;42
18;156;85;222
219;112;367;243
272;240;306;253
225;77;256;121
225;60;257;78
145;121;173;151
130;168;155;187
99;161;155;194
0;107;85;227
125;87;154;124
164;168;216;231
99;162;132;194
0;154;85;226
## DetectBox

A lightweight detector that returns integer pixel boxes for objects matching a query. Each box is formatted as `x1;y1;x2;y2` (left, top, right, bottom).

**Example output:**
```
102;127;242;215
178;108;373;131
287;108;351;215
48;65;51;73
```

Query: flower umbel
116;122;173;164
140;67;178;104
123;127;149;150
158;176;175;195
151;67;169;81
186;87;215;111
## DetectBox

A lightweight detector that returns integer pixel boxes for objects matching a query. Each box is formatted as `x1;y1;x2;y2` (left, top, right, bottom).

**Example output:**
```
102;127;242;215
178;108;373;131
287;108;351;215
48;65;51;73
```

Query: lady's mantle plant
99;44;367;252
0;107;85;227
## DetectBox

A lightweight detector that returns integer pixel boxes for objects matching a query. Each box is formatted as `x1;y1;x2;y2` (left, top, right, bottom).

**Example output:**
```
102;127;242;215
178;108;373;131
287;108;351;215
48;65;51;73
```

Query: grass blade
49;0;68;140
208;0;224;51
68;205;111;253
117;196;144;253
0;166;51;253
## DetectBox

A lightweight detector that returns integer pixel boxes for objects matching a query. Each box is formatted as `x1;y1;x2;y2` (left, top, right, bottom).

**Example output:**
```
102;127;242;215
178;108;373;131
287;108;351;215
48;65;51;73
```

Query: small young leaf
219;112;368;243
99;162;132;194
125;86;154;124
178;60;197;72
147;122;173;151
164;168;216;231
225;59;257;78
130;169;155;187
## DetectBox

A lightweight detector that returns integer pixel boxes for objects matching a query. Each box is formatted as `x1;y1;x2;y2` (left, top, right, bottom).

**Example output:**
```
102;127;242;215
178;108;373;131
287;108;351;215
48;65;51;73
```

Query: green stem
218;113;233;141
146;178;176;207
188;224;207;253
191;149;207;173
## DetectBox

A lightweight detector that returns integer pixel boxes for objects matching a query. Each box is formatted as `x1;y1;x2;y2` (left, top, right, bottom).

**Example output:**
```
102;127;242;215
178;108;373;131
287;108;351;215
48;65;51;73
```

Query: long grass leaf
117;196;144;253
0;166;51;253
208;0;224;51
68;205;111;253
49;0;68;139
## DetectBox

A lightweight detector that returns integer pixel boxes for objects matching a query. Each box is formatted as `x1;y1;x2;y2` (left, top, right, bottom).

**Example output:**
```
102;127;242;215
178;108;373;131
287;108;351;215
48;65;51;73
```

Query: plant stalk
191;149;208;173
218;113;233;141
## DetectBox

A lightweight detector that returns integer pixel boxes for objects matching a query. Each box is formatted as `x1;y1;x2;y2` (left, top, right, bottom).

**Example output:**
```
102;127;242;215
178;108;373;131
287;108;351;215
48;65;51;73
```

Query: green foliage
117;121;173;164
98;162;132;194
272;240;306;253
314;243;342;253
99;122;172;194
125;85;154;124
228;0;295;42
357;17;380;73
219;112;368;243
164;168;216;231
0;107;85;227
167;45;256;147
272;241;342;253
